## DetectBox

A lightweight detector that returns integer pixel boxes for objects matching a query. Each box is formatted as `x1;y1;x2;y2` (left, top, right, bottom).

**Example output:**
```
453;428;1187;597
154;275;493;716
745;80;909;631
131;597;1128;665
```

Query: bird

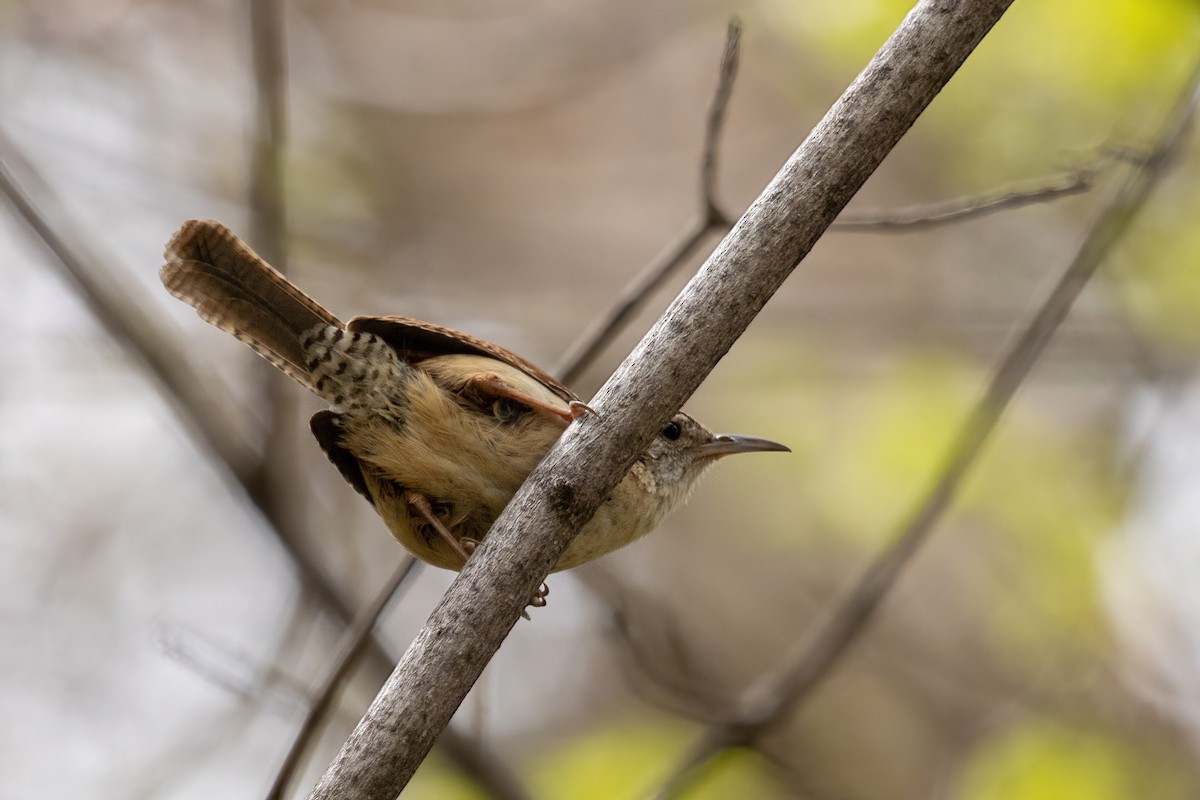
160;219;788;600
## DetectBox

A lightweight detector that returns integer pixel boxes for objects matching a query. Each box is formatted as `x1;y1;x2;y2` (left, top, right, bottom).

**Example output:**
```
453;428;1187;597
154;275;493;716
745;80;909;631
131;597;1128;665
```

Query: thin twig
266;557;419;800
248;0;288;269
158;623;311;712
584;569;729;722
554;21;740;386
306;4;1017;797
0;132;527;800
700;21;741;224
649;60;1200;800
559;166;1099;386
831;167;1094;231
245;0;303;582
555;222;724;386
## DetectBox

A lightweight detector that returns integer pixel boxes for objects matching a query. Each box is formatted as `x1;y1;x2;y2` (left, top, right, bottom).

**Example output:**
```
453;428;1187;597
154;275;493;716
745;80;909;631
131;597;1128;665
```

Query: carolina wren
160;220;788;586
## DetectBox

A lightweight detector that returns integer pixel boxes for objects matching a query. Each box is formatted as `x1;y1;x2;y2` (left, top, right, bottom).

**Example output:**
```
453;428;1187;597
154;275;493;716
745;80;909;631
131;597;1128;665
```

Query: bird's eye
492;397;529;423
661;420;682;440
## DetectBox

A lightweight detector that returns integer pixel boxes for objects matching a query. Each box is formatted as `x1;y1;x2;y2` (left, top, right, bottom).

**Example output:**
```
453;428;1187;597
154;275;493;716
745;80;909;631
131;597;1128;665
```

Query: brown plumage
161;219;788;575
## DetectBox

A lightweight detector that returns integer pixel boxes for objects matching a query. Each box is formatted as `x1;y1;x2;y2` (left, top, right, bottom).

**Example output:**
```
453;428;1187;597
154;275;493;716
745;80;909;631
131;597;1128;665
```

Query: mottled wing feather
347;315;578;403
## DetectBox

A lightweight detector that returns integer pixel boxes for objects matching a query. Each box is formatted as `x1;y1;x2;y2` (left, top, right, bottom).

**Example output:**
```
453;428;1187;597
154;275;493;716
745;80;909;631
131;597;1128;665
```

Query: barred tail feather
161;219;343;393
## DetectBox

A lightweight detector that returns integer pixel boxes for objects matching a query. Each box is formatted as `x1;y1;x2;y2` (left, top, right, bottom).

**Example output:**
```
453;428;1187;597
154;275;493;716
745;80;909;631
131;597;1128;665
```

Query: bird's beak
691;433;791;459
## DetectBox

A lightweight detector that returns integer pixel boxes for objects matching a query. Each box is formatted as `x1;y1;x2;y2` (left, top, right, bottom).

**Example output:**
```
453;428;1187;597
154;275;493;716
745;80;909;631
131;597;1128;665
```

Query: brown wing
346;315;578;403
309;410;373;504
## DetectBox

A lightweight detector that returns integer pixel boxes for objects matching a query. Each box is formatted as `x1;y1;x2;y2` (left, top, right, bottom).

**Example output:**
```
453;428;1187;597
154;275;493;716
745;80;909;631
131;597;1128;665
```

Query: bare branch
248;0;288;269
0;108;363;657
585;570;729;722
244;0;305;574
555;222;723;386
266;557;419;800
832;167;1093;231
555;18;1098;386
558;167;1098;386
0;135;255;481
158;623;310;712
0;132;375;693
554;21;740;385
306;4;1018;797
649;59;1200;800
699;20;741;224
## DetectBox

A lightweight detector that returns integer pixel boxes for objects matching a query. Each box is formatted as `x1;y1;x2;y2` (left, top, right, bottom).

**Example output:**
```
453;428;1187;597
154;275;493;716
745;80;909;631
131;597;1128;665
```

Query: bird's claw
568;400;597;420
520;582;551;619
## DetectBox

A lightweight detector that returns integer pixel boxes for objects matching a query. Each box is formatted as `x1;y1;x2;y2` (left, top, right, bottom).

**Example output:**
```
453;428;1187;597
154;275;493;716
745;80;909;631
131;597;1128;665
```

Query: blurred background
4;0;1200;798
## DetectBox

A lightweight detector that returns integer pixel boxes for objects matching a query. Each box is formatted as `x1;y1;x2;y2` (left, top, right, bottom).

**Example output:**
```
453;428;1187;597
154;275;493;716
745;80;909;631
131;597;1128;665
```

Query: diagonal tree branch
0;134;254;481
648;57;1200;800
305;3;1018;797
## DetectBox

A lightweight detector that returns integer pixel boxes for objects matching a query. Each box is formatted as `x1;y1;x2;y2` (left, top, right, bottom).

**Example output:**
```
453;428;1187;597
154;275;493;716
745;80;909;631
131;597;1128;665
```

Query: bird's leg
467;373;594;423
406;506;551;617
403;490;471;565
